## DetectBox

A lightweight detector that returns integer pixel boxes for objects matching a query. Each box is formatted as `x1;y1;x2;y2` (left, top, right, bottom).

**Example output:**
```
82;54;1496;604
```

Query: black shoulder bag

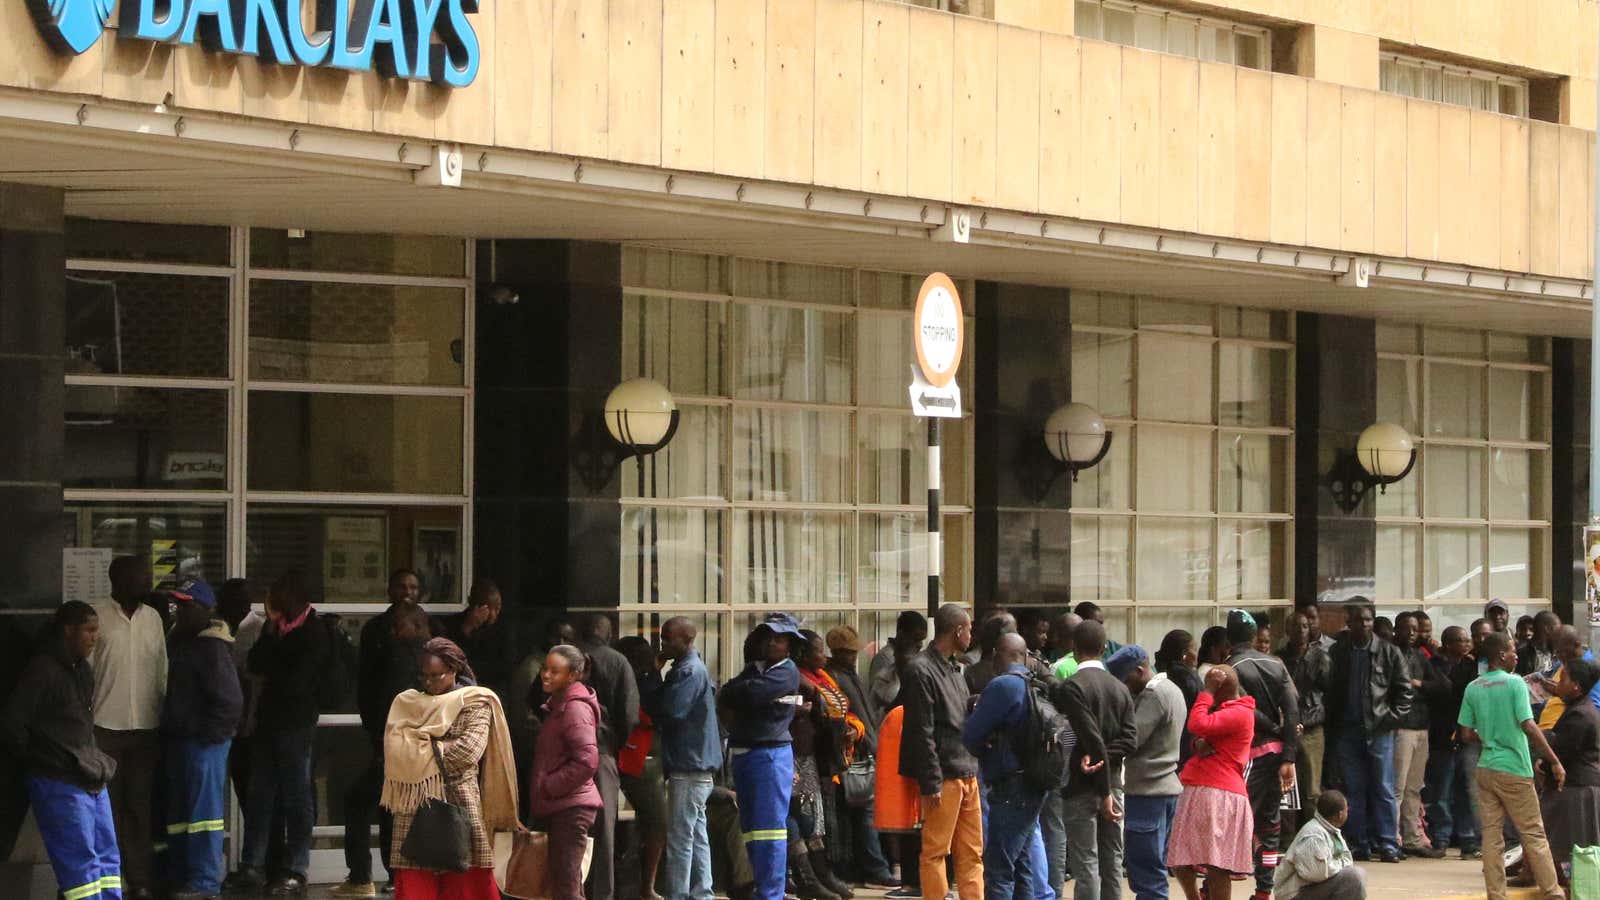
400;737;473;871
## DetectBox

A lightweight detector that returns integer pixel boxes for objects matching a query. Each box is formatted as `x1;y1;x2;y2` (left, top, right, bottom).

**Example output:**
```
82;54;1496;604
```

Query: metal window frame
1076;0;1273;70
1379;52;1531;117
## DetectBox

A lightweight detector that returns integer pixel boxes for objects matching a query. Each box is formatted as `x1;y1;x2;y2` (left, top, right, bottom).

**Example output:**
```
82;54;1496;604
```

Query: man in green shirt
1457;632;1566;900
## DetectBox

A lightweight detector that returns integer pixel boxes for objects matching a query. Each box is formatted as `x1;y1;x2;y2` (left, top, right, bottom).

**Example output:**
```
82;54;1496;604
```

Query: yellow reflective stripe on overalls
741;829;787;843
62;881;102;900
98;875;122;889
166;819;226;834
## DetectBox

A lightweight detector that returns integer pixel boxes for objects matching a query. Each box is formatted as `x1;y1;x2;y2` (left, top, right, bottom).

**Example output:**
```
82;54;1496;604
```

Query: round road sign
914;272;964;388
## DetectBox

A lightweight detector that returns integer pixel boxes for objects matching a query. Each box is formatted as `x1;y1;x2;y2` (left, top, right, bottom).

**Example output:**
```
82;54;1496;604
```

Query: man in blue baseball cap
1110;645;1187;900
161;580;243;900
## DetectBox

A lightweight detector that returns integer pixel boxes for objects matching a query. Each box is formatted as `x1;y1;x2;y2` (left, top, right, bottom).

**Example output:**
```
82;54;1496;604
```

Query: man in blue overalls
1;601;123;899
720;613;803;900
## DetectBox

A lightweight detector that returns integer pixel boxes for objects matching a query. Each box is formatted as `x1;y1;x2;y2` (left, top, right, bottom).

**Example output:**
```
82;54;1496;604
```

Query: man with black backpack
962;633;1064;899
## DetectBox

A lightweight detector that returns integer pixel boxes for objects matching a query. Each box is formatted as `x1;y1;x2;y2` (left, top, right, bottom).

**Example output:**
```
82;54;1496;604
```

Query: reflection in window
67;271;230;378
249;281;465;386
245;505;461;604
65;387;228;490
64;503;227;590
247;392;463;494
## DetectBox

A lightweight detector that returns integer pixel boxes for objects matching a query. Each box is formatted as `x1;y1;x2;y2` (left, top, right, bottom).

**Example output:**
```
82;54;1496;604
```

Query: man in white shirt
90;555;168;900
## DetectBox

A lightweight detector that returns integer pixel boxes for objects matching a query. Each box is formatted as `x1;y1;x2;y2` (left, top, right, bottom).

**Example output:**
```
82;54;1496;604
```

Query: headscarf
423;636;478;686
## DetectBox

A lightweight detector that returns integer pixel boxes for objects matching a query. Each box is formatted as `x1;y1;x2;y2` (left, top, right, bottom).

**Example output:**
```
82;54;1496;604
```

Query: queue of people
6;561;1600;900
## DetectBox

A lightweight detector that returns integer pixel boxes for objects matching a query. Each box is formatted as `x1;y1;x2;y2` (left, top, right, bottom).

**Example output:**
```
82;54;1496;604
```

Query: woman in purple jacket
529;644;602;900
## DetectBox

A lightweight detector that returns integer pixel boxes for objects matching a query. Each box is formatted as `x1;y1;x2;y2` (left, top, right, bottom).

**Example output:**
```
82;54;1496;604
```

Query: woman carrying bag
528;644;603;900
381;638;520;900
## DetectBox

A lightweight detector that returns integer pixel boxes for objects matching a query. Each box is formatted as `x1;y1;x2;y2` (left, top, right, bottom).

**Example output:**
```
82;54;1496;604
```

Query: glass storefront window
1071;331;1134;419
67;218;231;266
245;505;463;604
1071;515;1132;603
1136;426;1213;512
620;507;724;605
249;229;465;278
1137;333;1213;423
1136;518;1213;604
734;304;853;403
247;392;464;495
732;408;852;504
64;502;228;589
65;387;228;490
248;281;465;386
622;293;726;397
66;271;231;378
731;510;851;605
622;404;726;500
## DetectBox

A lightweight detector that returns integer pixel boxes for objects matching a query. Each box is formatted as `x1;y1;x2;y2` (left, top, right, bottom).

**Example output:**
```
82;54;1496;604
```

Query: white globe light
1356;422;1414;479
1043;402;1108;464
605;378;676;448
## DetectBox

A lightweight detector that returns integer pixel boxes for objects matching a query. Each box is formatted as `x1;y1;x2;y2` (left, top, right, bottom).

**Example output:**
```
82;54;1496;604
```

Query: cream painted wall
0;0;1594;279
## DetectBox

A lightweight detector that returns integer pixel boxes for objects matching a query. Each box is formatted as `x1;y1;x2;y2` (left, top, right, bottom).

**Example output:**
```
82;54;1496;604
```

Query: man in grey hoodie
1110;645;1186;900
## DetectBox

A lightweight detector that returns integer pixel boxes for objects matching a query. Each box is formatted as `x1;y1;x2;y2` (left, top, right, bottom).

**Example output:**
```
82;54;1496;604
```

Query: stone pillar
1294;312;1378;610
1552;338;1589;626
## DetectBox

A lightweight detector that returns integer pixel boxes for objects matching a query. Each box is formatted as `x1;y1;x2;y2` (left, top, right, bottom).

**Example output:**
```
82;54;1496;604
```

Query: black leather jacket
1326;636;1414;736
1279;641;1330;731
1226;646;1301;761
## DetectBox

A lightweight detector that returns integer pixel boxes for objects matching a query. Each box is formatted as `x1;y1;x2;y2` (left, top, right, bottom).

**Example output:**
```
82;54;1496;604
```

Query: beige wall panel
662;0;716;171
372;79;443;141
1037;33;1082;218
1313;26;1378;91
2;0;101;95
1498;0;1533;67
861;1;910;196
608;0;663;166
1233;68;1271;241
905;7;954;202
1337;88;1374;253
952;17;999;206
1268;75;1307;247
1528;121;1560;277
764;0;816;184
101;30;175;105
1304;79;1341;250
1532;0;1578;80
1371;93;1407;257
1434;106;1471;264
1466;110;1502;266
1118;47;1160;228
553;0;609;158
1568;77;1597;130
1370;0;1412;42
1158;55;1199;233
1403;101;1439;262
994;26;1041;211
436;0;495;146
1559;127;1591;278
1078;39;1121;222
238;60;308;124
1457;0;1498;63
306;70;377;132
494;0;554;151
1499;116;1530;271
714;0;766;178
813;0;864;190
991;0;1070;34
1196;62;1236;238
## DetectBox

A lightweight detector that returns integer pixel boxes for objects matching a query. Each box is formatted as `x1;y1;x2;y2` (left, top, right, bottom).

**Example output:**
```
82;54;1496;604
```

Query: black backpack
1009;671;1077;792
317;613;359;711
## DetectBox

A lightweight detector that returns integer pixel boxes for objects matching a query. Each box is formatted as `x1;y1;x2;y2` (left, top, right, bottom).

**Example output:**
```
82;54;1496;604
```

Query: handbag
400;738;473;872
841;757;876;808
495;829;597;900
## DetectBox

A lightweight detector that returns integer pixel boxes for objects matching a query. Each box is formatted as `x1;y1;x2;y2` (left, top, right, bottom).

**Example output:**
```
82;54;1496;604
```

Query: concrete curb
1427;890;1546;900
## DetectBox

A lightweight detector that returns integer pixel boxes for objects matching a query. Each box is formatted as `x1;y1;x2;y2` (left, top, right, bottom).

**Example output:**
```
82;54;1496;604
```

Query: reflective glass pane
734;304;852;403
1100;606;1133;647
67;271;230;378
1377;323;1421;354
1489;448;1543;521
1205;25;1234;64
618;610;724;682
1133;9;1163;50
249;280;465;386
247;392;464;494
622;248;729;294
1138;298;1213;335
1075;1;1101;39
1426;362;1483;438
249;229;464;277
1137;426;1213;512
1072;423;1132;510
1489;528;1541;600
857;413;966;507
1137;518;1212;603
1488;369;1544;442
732;259;853;306
65;387;228;490
1166;18;1198;56
732;510;850;605
1138;334;1213;423
1218;308;1287;341
1424;446;1483;520
733;407;851;503
621;507;724;605
1072;330;1134;419
312;726;372;821
1377;357;1422;437
1487;333;1546;363
1135;607;1215;655
1102;6;1135;44
68;219;231;266
1376;524;1420;600
623;404;725;500
859;514;967;608
1425;327;1484;358
1234;32;1263;69
244;505;462;603
1071;515;1132;603
1375;447;1419;518
1218;521;1285;602
1219;345;1288;426
997;510;1071;605
858;271;917;310
858;312;915;407
1218;433;1287;514
1424;526;1484;601
1070;291;1135;328
63;502;227;589
622;293;726;397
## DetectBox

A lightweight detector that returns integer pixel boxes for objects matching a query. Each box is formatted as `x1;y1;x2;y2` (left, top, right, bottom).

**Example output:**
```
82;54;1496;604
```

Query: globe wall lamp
604;378;679;456
1329;422;1417;513
1043;402;1114;482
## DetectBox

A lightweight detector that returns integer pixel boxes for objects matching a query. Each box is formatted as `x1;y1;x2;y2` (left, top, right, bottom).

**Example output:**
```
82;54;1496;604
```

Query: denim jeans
1063;788;1123;900
1424;743;1479;851
1123;795;1177;900
986;778;1047;900
664;773;714;900
1335;729;1398;856
980;773;1054;900
1039;789;1066;895
241;726;315;876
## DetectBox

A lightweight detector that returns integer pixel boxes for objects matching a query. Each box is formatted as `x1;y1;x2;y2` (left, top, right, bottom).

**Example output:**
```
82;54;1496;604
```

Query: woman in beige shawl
381;637;518;900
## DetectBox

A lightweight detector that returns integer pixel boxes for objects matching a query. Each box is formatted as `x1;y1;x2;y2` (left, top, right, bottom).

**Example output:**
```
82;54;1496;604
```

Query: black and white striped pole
910;273;964;618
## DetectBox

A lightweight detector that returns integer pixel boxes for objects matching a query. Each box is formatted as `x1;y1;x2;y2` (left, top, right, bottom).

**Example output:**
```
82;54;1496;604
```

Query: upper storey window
1381;53;1528;117
1075;0;1270;70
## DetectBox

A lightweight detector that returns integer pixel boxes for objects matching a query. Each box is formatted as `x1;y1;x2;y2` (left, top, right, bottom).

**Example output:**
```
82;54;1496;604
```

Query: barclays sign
28;0;482;88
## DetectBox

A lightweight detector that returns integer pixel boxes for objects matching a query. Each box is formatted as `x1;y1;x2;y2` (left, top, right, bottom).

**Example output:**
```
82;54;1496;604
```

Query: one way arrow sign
909;366;962;418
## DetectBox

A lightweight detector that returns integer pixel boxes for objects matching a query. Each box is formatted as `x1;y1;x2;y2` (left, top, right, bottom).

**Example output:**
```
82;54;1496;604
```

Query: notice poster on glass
325;516;387;601
414;525;459;604
62;547;114;604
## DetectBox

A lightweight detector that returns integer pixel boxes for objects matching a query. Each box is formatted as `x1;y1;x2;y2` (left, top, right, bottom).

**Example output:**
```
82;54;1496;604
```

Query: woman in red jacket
528;645;603;900
1167;664;1257;900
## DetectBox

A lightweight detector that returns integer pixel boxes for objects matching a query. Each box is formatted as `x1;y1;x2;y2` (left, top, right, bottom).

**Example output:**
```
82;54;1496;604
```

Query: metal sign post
910;273;964;618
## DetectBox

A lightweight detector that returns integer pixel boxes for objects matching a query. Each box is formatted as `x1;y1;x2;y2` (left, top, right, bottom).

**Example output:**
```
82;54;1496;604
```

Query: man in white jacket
1274;790;1367;900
